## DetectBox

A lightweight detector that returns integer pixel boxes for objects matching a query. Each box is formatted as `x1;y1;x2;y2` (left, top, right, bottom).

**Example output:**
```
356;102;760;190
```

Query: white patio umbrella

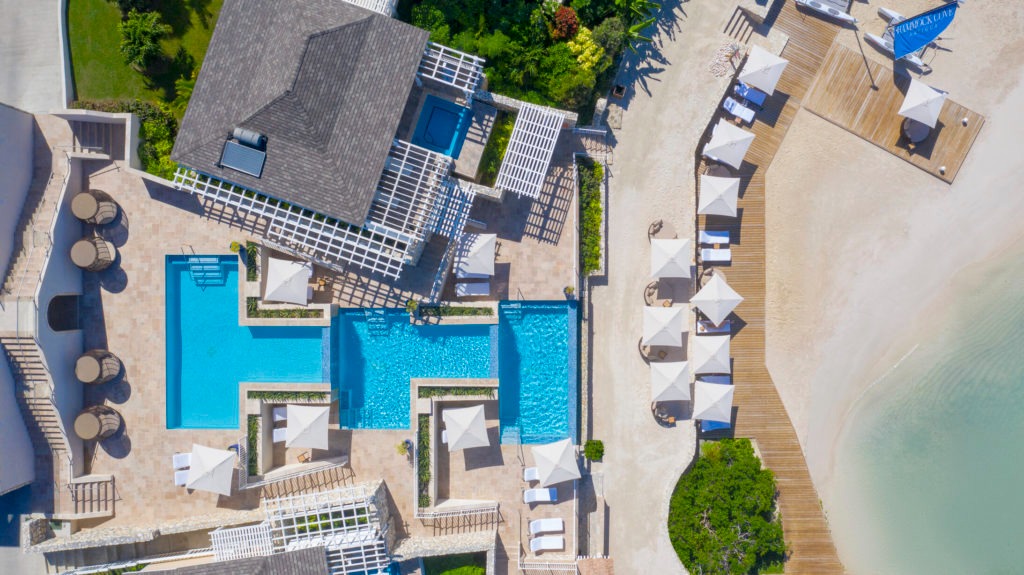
898;79;948;129
738;45;789;95
186;444;236;496
650;238;692;278
455;233;496;278
442;404;490;451
692;381;734;424
691;335;731;375
286;404;330;450
698;174;740;217
690;274;744;326
642;306;685;348
650;361;691;402
531;438;582;487
263;257;312;305
703;120;755;170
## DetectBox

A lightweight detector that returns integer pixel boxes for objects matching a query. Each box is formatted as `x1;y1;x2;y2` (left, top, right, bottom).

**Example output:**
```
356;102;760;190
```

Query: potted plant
584;439;604;462
396;441;409;456
564;285;576;299
230;241;242;254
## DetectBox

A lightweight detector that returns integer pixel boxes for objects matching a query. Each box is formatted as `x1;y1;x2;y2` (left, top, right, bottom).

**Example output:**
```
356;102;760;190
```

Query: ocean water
830;244;1024;574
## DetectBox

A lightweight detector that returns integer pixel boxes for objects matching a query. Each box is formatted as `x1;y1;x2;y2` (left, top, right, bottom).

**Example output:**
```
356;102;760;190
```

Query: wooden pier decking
803;43;984;183
697;1;845;572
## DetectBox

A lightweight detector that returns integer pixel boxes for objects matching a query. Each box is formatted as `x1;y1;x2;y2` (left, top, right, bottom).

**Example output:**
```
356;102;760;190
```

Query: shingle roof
171;0;429;225
163;547;329;575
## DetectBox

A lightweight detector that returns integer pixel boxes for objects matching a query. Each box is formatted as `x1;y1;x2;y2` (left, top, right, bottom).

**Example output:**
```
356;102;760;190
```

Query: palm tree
625;17;655;53
171;71;196;116
118;10;172;70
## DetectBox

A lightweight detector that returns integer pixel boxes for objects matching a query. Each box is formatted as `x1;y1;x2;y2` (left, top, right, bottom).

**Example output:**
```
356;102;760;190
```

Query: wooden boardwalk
803;43;984;183
697;1;845;572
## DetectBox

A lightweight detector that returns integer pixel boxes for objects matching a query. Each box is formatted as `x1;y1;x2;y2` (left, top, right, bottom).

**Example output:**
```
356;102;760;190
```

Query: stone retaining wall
473;90;579;127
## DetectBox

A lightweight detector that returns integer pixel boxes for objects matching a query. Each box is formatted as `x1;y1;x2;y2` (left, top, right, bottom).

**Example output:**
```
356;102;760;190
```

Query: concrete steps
70;120;124;159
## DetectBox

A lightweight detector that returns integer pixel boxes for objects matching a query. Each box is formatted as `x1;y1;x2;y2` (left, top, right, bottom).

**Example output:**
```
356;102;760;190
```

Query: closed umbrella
691;335;731;375
650;239;692;278
650;361;690;402
442;405;490;451
738;45;789;95
531;439;581;487
264;257;312;305
693;381;734;423
286;404;330;450
702;119;755;170
691;274;743;326
698;174;740;217
642;306;685;348
186;444;236;496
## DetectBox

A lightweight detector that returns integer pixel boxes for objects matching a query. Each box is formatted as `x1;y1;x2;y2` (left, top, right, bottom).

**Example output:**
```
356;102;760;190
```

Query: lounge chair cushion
523;467;540;482
456;282;490;297
174;470;189;487
529;517;565;535
530;535;565;553
172;452;191;470
723;97;755;124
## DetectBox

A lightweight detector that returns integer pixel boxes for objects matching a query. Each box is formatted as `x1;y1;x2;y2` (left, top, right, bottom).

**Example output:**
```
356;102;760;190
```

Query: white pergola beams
495;104;564;199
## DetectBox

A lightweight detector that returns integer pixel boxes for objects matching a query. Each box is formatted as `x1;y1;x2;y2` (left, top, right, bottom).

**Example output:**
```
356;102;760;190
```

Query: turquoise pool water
410;95;472;159
165;256;325;428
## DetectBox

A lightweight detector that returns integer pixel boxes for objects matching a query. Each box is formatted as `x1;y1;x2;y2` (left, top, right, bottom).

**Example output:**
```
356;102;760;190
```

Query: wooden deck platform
803;42;984;183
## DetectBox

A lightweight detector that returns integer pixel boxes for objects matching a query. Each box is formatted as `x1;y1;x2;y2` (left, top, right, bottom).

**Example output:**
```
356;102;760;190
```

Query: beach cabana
690;274;744;326
264;257;313;305
698;174;740;217
650;239;692;278
455;233;496;279
442;404;490;451
702;120;755;170
691;335;731;374
650;361;691;402
738;45;789;95
186;444;237;496
898;78;948;128
642;306;685;348
692;381;734;424
285;404;330;450
531;438;582;487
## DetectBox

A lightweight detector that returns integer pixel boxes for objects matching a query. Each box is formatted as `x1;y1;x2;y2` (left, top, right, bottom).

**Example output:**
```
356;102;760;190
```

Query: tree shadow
144;47;195;102
153;1;194;37
186;0;215;30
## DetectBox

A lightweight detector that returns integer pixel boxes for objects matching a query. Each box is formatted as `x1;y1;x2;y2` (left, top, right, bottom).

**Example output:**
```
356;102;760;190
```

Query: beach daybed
734;82;767;108
174;469;189;487
172;452;191;470
723;97;756;124
524;467;540;482
456;282;490;297
701;248;732;263
530;535;565;553
699;230;730;245
529;517;565;536
524;488;558;504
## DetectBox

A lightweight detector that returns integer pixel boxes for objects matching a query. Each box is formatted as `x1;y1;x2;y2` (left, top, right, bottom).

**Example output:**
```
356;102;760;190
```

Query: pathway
0;0;64;112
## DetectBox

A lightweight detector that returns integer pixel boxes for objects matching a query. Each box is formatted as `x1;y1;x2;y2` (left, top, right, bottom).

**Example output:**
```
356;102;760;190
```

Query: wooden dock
697;1;845;572
803;42;984;183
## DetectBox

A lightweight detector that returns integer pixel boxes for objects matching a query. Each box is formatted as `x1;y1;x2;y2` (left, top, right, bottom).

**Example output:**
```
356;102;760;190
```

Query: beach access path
0;0;64;112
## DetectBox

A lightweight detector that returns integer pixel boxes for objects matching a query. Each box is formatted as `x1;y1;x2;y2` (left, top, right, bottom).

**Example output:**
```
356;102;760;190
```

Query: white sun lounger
697;319;732;335
699;375;733;385
272;427;287;443
699;230;730;245
456;282;490;297
456;265;490;280
723;97;755;124
174;470;189;487
701;248;732;263
172;452;191;470
529;518;565;536
441;430;448;444
272;406;287;422
523;467;540;482
530;535;565;554
523;488;558;504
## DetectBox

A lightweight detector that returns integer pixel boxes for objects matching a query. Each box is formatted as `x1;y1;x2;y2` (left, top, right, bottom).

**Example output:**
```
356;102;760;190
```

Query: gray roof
171;0;429;225
163;547;329;575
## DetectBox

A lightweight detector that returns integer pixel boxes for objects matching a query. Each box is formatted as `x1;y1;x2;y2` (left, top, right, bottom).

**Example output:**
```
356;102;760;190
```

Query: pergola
419;42;486;95
340;0;397;16
495;104;565;199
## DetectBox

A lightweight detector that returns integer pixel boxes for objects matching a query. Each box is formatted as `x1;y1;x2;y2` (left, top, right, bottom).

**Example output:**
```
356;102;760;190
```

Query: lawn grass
422;553;486;575
68;0;223;103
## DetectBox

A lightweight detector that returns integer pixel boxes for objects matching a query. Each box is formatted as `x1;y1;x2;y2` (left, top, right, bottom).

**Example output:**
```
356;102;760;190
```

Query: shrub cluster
578;158;604;275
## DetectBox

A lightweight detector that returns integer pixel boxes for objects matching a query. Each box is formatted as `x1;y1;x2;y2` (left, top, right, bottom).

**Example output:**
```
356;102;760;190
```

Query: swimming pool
410;95;472;159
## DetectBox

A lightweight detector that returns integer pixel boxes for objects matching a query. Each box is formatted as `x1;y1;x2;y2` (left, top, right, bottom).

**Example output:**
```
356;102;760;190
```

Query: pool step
363;309;389;336
502;301;523;321
187;256;226;288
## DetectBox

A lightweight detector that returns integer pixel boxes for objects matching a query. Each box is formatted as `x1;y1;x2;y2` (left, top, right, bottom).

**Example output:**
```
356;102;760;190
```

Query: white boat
794;0;858;24
877;6;904;24
864;32;928;69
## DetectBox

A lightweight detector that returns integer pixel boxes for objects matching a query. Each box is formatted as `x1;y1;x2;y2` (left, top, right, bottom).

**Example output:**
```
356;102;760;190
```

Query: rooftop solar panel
220;140;267;178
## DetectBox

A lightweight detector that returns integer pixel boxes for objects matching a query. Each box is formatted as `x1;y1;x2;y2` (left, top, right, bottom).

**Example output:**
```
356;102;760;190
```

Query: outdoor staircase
69;120;124;159
187;256;226;288
63;476;116;520
363;309;389;336
499;423;521;445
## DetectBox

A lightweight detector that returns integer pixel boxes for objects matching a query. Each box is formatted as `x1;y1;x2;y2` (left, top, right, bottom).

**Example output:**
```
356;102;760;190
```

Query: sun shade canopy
738;45;789;95
698;174;740;217
691;335;731;375
693;381;734;423
690;274;744;326
186;444;237;496
702;119;755;170
650;239;692;278
455;233;496;278
642;306;686;348
898;78;948;129
650;361;691;402
531;438;581;487
263;257;313;305
442;404;490;451
286;404;330;450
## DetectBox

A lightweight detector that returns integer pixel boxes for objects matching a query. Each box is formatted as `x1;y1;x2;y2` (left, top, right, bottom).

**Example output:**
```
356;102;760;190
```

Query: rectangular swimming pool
410;95;472;159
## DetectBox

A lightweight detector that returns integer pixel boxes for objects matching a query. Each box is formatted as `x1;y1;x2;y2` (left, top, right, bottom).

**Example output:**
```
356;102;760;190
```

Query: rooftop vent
232;127;267;150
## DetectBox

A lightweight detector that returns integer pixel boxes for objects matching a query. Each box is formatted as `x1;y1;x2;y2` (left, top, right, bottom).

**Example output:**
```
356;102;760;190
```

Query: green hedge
477;112;515;186
418;386;495;399
246;298;323;318
246;415;258;476
423;553;486;575
247;391;329;402
245;242;258;282
419;305;494;317
417;414;431;508
578;158;604;275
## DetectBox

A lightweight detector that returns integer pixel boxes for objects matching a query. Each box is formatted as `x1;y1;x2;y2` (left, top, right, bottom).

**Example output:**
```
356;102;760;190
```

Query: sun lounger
530;535;565;554
734;82;767;108
723;97;755;124
174;470;189;487
524;467;540;482
456;282;490;297
523;488;558;504
441;430;448;444
701;248;731;263
529;518;565;536
272;427;287;443
701;420;732;433
272;406;287;422
172;452;191;470
699;230;730;245
699;375;733;385
697;319;731;335
455;265;490;280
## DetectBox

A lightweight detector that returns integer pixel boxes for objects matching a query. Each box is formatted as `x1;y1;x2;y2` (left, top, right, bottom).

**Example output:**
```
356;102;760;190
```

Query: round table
902;118;931;144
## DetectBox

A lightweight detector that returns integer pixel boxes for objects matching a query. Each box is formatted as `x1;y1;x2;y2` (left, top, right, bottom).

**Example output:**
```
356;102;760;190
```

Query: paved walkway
0;0;64;112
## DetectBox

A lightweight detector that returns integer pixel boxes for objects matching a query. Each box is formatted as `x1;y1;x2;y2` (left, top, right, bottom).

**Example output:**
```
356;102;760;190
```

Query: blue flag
893;3;958;60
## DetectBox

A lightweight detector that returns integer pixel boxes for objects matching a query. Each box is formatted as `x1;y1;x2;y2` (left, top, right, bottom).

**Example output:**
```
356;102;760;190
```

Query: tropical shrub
70;99;178;179
552;6;580;40
423;553;487;575
417;415;431;508
118;9;172;69
578;158;603;275
567;27;606;71
592;16;625;56
584;439;604;461
411;4;450;44
477;112;515;186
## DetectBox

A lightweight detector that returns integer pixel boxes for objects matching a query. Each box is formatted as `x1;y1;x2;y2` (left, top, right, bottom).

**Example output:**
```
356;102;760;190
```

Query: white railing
60;547;215;575
414;501;500;521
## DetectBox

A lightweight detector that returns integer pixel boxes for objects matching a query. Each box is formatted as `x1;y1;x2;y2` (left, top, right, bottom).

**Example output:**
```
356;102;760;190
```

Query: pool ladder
186;255;226;289
503;301;523;321
364;309;389;336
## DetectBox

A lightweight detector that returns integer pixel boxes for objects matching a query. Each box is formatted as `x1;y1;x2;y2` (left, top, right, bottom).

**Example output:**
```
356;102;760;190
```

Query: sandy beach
763;0;1024;561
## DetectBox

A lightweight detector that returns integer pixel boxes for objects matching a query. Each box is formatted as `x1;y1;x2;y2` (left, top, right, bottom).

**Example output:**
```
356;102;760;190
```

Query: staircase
64;476;116;520
69;120;124;159
363;309;389;336
187;256;226;288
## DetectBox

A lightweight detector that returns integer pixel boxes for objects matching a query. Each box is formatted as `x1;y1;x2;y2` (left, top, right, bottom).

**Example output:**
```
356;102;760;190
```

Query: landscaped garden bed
578;157;604;276
423;552;486;575
417;414;431;508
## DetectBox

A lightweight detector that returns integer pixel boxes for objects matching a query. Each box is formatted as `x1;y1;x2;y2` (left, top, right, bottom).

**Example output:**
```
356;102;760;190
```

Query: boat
794;0;858;24
864;33;928;69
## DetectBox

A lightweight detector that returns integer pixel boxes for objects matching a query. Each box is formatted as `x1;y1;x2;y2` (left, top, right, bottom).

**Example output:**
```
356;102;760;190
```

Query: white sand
763;0;1024;564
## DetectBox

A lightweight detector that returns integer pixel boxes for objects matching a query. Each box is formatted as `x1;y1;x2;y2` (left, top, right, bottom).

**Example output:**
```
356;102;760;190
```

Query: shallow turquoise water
832;245;1024;574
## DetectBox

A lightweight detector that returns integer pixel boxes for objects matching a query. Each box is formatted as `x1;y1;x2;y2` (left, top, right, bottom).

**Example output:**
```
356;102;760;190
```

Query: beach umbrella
650;361;691;402
702;120;755;170
650;239;692;278
286;404;330;450
642;306;685;348
186;444;236;496
455;233;496;278
442;405;490;451
531;439;582;487
691;335;731;375
690;274;744;326
698;174;740;217
738;45;789;95
898;79;948;129
692;381;734;424
263;257;313;305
